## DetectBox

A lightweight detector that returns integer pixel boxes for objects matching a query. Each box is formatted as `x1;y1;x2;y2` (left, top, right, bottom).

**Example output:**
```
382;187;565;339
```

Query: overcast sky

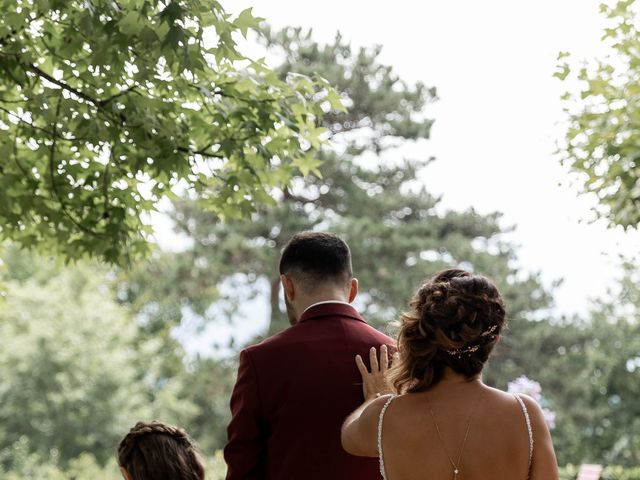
171;1;640;354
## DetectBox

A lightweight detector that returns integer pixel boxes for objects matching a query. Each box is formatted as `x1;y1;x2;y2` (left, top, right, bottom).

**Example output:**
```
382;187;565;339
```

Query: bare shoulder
478;385;538;427
483;388;558;478
512;395;559;478
482;384;534;407
361;394;397;428
512;393;551;433
341;394;396;457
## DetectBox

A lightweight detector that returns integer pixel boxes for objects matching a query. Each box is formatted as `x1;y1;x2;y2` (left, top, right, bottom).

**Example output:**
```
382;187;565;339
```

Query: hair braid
389;269;506;393
117;421;204;480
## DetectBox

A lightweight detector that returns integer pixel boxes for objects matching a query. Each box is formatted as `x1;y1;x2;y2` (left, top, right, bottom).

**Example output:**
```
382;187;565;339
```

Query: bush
204;451;227;480
560;465;640;480
0;440;227;480
0;438;117;479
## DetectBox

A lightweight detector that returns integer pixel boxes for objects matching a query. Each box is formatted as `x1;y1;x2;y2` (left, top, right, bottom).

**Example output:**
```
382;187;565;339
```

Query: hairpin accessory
445;344;480;358
480;324;499;337
445;324;500;358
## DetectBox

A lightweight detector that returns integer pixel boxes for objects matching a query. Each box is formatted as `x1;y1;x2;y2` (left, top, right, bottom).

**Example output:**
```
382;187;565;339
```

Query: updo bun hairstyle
389;269;506;393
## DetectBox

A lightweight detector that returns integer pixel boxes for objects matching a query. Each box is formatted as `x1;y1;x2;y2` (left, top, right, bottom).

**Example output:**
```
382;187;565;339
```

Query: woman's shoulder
362;393;398;420
481;387;551;438
509;392;550;432
347;394;399;436
480;386;537;415
341;394;398;457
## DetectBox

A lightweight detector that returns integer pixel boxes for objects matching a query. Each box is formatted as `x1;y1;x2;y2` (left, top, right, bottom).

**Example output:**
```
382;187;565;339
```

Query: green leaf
154;21;170;39
119;11;141;36
292;154;322;176
0;2;336;264
326;89;347;112
234;8;259;38
4;12;24;30
553;63;570;81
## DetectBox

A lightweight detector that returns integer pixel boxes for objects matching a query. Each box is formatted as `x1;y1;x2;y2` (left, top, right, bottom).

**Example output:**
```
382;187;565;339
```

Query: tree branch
0;106;79;141
20;65;227;164
103;145;113;217
176;145;224;158
12;134;30;177
27;64;101;107
98;85;140;107
47;95;105;237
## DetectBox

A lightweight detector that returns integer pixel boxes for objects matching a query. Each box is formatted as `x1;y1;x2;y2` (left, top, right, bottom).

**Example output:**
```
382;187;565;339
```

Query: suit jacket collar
298;302;365;324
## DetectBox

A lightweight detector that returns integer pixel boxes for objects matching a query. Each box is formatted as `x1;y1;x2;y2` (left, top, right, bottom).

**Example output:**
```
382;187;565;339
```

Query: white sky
171;0;640;354
244;0;639;311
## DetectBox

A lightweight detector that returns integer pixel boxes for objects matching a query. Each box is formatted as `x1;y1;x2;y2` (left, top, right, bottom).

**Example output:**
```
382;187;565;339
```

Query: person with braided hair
342;269;559;480
117;420;205;480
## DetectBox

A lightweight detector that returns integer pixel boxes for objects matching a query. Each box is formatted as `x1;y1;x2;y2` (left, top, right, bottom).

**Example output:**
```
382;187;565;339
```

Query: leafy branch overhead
0;0;341;263
121;27;551;341
557;0;640;229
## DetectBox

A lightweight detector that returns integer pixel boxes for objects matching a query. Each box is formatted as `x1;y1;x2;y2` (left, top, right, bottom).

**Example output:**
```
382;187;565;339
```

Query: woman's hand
355;345;393;401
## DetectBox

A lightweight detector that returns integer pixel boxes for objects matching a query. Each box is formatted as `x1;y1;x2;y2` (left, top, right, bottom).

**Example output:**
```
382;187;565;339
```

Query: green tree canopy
557;0;640;229
0;245;198;467
119;27;552;340
113;28;570;465
0;0;339;263
503;261;640;466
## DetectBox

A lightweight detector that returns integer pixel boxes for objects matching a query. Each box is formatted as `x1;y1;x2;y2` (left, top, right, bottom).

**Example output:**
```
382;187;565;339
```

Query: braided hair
388;269;506;393
117;421;205;480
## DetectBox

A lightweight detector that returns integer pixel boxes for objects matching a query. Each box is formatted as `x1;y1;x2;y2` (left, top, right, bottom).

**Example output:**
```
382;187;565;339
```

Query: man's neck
301;298;351;315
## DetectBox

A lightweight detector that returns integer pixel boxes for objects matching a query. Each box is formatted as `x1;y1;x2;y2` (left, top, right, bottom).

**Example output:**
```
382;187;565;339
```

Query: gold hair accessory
480;324;499;337
445;344;480;358
445;324;499;358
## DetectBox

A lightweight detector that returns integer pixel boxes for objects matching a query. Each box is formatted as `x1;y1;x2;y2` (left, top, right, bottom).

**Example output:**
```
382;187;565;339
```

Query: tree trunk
268;275;288;335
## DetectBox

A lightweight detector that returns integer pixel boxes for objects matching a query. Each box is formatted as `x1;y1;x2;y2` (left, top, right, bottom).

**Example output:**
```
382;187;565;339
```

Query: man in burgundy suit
224;231;395;480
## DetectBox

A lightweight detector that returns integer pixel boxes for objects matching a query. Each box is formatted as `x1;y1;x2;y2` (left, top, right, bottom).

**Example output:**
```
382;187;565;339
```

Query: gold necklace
425;388;485;480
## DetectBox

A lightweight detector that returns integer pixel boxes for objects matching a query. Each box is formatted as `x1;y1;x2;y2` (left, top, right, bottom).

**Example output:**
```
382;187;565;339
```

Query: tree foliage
557;0;640;229
0;246;198;467
3;18;637;473
0;0;338;263
496;260;640;466
120;27;552;344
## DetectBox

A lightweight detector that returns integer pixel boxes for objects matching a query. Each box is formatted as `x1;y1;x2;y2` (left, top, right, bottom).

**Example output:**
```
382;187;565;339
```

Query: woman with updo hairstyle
117;420;205;480
342;269;558;480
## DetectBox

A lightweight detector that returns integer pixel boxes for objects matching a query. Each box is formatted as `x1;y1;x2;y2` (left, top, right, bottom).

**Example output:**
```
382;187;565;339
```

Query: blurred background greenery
1;0;640;478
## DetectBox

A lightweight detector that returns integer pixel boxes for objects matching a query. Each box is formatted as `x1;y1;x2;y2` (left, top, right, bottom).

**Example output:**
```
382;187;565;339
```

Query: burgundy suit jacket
224;302;395;480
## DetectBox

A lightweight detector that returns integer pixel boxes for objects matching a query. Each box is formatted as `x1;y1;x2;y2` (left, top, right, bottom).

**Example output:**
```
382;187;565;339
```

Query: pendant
453;468;459;480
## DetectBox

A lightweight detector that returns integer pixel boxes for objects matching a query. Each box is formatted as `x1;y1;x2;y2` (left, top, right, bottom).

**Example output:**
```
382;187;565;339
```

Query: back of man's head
279;231;352;291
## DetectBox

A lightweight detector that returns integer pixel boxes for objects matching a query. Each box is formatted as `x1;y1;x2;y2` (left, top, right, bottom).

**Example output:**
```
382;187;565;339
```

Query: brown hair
117;421;205;480
389;269;506;393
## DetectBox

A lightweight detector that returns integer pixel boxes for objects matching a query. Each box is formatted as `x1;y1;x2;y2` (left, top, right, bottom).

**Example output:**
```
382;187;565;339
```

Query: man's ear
348;277;358;303
120;467;133;480
281;274;295;301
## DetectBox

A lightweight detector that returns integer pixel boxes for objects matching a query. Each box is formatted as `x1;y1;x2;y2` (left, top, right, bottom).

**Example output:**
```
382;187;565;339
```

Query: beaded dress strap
513;393;534;478
377;394;397;480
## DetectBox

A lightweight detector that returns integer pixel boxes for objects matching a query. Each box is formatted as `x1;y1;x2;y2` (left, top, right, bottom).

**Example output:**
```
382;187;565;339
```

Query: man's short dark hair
279;232;352;290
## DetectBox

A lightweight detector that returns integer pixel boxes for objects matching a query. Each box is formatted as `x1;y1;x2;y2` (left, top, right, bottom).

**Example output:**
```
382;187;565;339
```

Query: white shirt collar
301;300;353;316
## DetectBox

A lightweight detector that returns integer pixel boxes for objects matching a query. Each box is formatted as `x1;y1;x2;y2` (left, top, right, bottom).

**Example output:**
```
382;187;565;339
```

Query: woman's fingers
369;346;379;373
380;344;389;373
357;345;391;376
355;354;368;377
356;347;394;400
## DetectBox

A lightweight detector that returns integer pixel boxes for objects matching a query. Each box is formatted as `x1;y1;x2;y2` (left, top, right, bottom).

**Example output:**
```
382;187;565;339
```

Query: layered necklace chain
425;388;486;480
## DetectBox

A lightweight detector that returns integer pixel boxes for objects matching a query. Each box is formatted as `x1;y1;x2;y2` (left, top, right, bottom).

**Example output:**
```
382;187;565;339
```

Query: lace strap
513;393;534;477
377;394;397;480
